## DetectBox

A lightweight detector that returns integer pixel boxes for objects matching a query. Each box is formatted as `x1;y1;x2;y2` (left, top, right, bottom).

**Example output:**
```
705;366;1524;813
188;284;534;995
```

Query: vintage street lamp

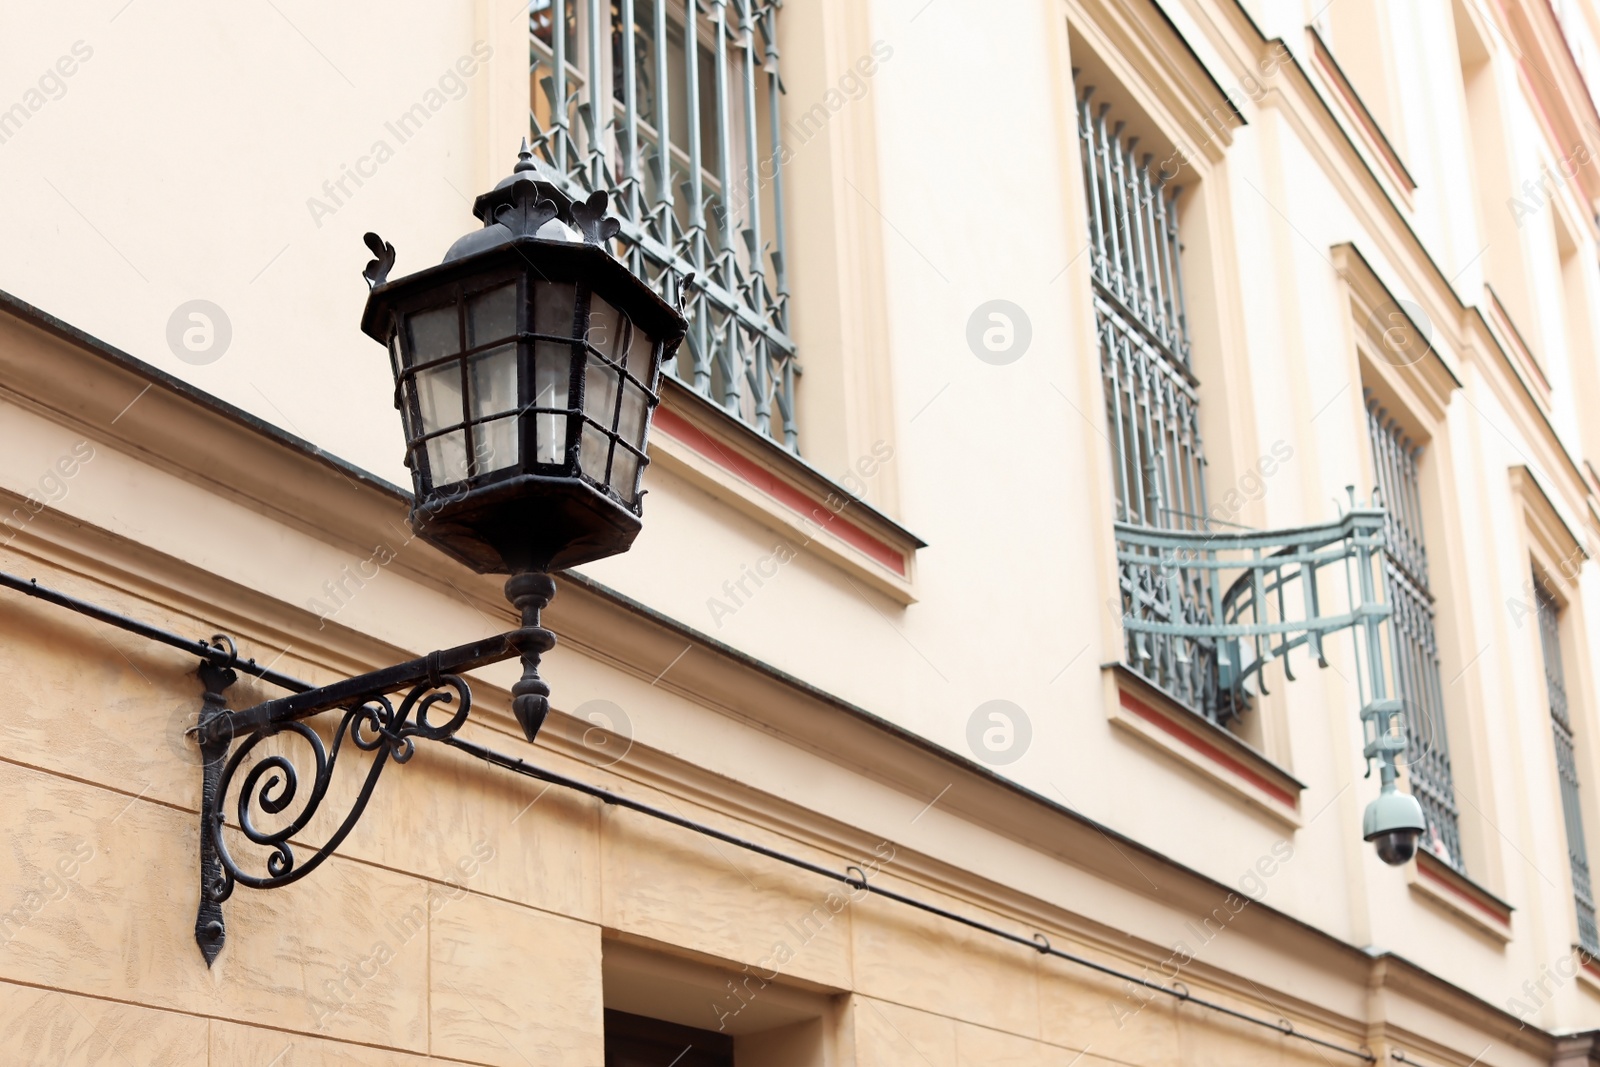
359;141;687;741
186;145;688;964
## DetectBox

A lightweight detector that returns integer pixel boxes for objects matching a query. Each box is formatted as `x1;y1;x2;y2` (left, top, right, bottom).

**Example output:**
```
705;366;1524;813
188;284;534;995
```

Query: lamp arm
193;571;560;967
210;625;550;740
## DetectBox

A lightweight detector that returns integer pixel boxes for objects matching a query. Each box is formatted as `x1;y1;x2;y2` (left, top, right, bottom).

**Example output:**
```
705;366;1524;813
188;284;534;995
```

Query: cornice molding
1331;242;1462;427
1066;0;1248;164
1483;284;1554;412
1512;463;1591;572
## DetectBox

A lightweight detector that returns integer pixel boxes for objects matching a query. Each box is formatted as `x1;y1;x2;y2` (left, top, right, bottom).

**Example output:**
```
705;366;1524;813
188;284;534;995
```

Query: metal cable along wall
1077;85;1225;723
0;568;1382;1061
1536;578;1599;954
529;0;798;448
1364;398;1463;870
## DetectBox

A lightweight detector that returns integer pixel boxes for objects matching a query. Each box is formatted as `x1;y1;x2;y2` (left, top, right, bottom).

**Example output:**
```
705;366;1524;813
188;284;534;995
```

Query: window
528;0;797;447
1535;577;1599;953
1078;87;1226;723
605;1009;734;1067
1366;397;1463;869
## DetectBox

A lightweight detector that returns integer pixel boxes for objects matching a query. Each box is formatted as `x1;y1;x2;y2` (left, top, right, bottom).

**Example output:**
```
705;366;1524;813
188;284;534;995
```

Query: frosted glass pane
424;431;469;486
468;284;518;347
534;341;570;464
616;380;649;451
623;323;655;377
475;417;518;475
468;345;518;420
580;423;611;482
416;362;464;436
588;294;625;359
408;305;458;363
584;353;620;429
533;282;578;338
610;447;641;503
468;344;519;472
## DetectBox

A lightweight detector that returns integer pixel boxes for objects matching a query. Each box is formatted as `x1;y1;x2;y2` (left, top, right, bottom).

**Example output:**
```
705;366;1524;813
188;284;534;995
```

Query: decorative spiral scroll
206;676;471;902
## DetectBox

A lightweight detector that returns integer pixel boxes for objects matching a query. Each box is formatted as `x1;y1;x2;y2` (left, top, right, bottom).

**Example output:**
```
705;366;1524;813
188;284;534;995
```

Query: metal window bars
1536;578;1599;954
1078;87;1190;367
1079;83;1221;718
1365;398;1463;870
529;0;797;447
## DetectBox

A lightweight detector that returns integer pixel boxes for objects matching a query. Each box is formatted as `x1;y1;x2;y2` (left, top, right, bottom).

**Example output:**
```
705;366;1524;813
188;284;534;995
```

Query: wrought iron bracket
190;577;557;966
194;655;237;966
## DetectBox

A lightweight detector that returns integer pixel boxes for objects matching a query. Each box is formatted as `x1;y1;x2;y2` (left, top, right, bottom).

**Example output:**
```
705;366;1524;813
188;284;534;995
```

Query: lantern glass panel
415;363;469;485
531;281;578;466
579;423;611;482
579;348;619;482
408;304;459;364
610;447;642;503
467;344;519;474
623;320;654;376
533;282;578;339
588;294;625;359
616;378;650;453
533;343;570;465
467;283;518;346
584;352;620;427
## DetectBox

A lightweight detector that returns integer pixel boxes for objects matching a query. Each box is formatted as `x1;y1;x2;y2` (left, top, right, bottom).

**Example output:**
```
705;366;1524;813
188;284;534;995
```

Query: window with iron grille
529;0;797;447
1078;87;1228;723
1365;398;1463;869
1536;578;1599;953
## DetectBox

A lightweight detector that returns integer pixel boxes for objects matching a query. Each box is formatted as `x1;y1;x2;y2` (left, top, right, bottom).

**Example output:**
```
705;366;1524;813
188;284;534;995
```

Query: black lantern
353;144;689;745
360;143;688;576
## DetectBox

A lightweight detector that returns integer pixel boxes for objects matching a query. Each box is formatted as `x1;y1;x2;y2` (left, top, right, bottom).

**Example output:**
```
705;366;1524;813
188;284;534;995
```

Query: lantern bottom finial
505;572;558;742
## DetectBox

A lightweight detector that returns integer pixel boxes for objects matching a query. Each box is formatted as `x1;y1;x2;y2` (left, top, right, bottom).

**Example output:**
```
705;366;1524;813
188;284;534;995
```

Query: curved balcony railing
1114;505;1391;726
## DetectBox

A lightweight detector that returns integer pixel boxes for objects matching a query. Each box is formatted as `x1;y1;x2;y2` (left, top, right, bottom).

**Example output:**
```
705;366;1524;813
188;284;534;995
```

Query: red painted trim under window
652;406;907;576
1415;852;1513;927
1119;689;1298;809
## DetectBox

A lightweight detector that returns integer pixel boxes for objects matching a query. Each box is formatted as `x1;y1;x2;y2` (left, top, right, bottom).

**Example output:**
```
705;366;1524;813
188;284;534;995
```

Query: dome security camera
1363;787;1426;867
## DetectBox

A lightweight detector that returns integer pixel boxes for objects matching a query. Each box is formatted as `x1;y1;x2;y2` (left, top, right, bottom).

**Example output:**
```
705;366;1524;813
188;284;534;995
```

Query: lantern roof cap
439;140;610;262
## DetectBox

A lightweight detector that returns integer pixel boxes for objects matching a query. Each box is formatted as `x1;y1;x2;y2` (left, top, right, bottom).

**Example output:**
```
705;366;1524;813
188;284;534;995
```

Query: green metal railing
1114;507;1391;723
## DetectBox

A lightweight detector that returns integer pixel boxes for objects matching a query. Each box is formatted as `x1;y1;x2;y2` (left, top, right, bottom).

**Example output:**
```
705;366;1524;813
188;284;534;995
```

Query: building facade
4;0;1600;1062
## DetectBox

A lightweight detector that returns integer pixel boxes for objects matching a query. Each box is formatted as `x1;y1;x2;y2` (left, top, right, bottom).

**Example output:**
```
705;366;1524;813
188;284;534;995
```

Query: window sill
646;376;924;604
1307;28;1417;210
1103;664;1306;828
1406;850;1513;943
1578;951;1600;997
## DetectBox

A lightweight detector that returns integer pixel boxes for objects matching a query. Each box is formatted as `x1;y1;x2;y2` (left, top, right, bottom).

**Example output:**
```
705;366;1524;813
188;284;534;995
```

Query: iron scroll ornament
190;616;556;966
205;677;471;899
